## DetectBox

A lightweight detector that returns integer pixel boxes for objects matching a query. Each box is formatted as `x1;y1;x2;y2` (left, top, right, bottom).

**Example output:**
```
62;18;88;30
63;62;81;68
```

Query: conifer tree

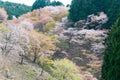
68;0;120;28
50;1;63;6
68;0;95;22
101;17;120;80
32;0;50;11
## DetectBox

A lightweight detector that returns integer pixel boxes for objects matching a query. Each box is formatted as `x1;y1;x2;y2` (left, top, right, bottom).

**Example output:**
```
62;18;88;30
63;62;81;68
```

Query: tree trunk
20;55;24;64
40;68;44;76
33;53;37;63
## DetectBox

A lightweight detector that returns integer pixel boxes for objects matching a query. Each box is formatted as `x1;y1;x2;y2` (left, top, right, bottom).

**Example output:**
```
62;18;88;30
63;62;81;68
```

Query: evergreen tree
32;0;50;11
0;1;31;19
101;17;120;80
50;0;63;6
106;0;120;28
68;0;120;28
68;0;96;22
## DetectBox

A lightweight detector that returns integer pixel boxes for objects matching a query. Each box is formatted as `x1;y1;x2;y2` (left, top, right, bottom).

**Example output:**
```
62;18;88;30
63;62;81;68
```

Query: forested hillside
31;0;63;11
68;0;120;28
0;0;31;19
0;0;120;80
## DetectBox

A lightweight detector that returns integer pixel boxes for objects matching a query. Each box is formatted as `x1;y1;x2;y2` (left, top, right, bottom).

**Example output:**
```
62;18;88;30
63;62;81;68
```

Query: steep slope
0;6;107;80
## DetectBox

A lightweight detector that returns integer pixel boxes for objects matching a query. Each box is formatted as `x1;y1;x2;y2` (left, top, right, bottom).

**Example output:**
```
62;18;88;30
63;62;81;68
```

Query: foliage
25;68;36;80
101;17;120;80
0;19;55;63
68;0;95;22
28;30;55;62
30;17;39;21
106;0;120;28
53;12;69;21
22;6;68;22
53;13;63;21
32;0;64;11
0;24;10;32
50;1;63;6
38;58;81;80
48;59;82;80
39;58;54;71
68;0;120;28
44;21;55;32
0;24;15;55
56;39;69;50
0;0;31;19
32;0;50;11
48;35;57;40
0;8;8;23
21;6;68;32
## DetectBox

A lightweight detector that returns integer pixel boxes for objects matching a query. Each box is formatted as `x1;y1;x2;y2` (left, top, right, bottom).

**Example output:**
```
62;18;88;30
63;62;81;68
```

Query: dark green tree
50;0;63;6
0;1;31;19
68;0;120;28
32;0;50;11
101;17;120;80
68;0;96;22
105;0;120;28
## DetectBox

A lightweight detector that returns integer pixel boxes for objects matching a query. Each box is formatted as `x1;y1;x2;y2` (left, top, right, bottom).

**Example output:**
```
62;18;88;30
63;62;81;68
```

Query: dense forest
32;0;63;11
0;0;31;19
69;0;120;28
0;0;63;19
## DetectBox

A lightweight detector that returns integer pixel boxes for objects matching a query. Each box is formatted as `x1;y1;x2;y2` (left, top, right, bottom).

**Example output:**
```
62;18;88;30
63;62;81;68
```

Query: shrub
38;58;54;71
56;39;69;50
53;12;69;21
38;58;82;80
30;17;39;21
44;21;55;32
0;24;10;33
49;59;82;80
48;35;57;40
25;68;36;80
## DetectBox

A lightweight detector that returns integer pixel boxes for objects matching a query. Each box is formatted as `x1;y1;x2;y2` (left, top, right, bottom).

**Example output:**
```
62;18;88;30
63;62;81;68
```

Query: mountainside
0;1;31;19
0;6;109;80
